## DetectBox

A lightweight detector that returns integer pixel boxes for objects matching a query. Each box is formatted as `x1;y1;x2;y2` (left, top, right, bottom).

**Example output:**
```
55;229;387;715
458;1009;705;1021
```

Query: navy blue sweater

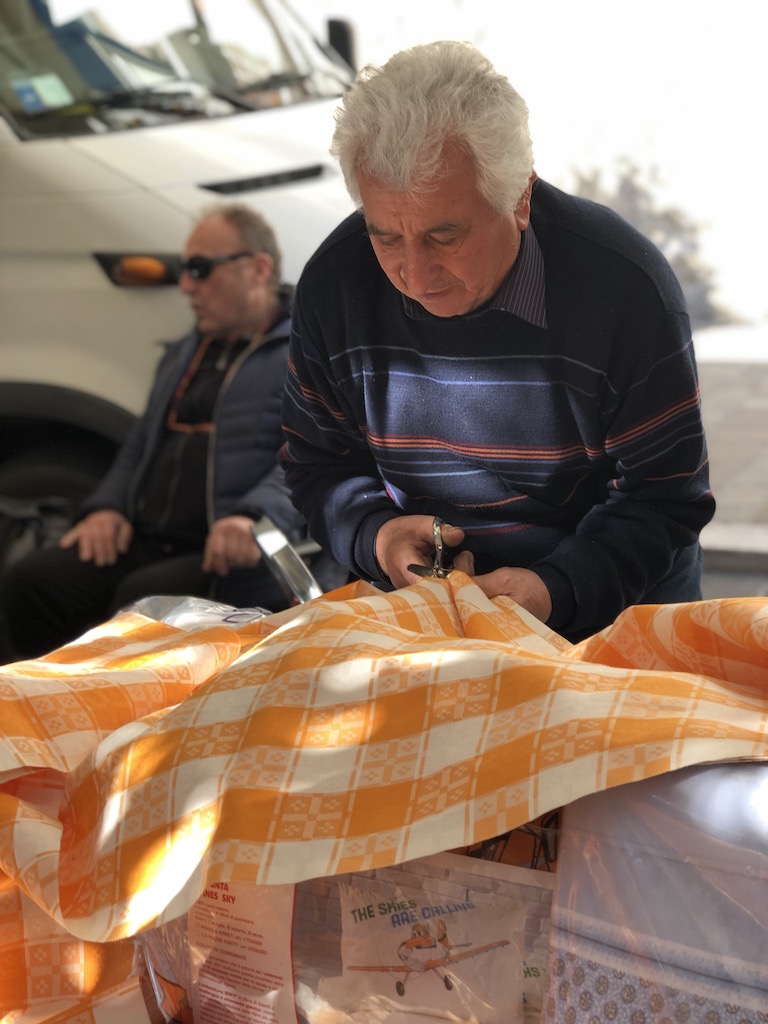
282;180;715;638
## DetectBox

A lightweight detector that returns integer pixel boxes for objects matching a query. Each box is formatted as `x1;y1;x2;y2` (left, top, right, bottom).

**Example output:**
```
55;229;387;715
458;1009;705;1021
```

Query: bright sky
312;0;768;328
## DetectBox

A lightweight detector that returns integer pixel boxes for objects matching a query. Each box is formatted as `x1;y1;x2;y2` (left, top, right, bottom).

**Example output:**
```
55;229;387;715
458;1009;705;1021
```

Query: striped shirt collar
401;223;547;328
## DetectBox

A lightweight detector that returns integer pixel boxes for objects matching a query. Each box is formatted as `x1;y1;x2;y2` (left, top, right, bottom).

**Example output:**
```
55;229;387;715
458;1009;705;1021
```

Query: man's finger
452;549;475;574
439;522;466;546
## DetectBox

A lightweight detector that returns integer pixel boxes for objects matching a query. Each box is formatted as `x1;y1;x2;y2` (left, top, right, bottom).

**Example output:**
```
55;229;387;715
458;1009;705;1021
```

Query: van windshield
0;0;353;139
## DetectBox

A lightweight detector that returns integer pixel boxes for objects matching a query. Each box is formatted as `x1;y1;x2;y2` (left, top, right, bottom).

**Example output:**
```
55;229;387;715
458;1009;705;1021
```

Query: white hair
331;40;534;215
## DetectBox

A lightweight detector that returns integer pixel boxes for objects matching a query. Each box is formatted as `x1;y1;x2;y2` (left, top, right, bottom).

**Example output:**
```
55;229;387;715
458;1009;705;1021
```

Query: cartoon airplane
348;918;510;997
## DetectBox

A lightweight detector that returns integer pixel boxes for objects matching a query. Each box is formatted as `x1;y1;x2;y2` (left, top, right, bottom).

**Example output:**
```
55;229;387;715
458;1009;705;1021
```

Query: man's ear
514;171;537;231
251;251;275;285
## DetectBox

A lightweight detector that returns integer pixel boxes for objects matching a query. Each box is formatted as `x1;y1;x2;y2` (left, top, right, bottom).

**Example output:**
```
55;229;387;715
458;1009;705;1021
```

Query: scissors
407;517;453;579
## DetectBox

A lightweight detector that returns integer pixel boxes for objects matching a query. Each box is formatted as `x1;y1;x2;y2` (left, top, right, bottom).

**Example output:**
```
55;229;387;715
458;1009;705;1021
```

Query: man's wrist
355;509;401;583
532;562;575;630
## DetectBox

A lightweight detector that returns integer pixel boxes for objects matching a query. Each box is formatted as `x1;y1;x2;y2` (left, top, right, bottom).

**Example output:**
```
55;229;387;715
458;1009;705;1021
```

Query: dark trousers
0;536;292;662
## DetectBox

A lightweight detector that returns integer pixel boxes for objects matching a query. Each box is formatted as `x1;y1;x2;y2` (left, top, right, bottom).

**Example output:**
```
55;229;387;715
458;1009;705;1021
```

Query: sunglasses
179;251;253;280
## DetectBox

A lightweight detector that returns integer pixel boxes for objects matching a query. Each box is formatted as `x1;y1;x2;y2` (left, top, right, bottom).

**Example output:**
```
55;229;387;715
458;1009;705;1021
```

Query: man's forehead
185;215;239;253
360;180;465;226
359;156;481;232
361;183;477;238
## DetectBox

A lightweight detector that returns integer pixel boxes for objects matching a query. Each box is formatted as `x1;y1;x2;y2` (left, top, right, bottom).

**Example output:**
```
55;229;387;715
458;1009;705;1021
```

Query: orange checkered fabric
1;575;766;1020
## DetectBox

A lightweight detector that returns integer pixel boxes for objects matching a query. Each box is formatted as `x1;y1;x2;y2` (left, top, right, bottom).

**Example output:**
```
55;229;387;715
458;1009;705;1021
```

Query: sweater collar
401;224;547;328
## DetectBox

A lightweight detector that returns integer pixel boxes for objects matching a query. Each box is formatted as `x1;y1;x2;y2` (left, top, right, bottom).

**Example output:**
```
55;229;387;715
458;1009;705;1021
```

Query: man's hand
377;516;552;623
453;549;552;622
202;516;263;576
59;510;133;566
375;515;465;588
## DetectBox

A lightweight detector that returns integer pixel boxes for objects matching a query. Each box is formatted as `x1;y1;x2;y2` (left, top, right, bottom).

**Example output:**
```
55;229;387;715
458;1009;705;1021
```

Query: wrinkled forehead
359;148;485;226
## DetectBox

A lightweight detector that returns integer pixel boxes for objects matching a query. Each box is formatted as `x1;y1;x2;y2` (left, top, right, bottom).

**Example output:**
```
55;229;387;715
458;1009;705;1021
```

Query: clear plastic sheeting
545;762;768;1021
127;593;273;629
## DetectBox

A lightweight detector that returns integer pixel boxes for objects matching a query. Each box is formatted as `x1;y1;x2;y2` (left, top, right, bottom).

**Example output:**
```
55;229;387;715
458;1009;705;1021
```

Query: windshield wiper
92;86;206;113
24;81;251;120
235;70;310;94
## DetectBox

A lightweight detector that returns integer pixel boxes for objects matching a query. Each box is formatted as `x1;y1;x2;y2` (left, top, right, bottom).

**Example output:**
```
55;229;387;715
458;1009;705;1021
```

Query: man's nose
400;242;439;292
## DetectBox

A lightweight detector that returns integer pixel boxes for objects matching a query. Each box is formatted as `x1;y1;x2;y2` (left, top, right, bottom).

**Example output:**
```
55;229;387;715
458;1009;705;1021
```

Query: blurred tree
572;160;734;329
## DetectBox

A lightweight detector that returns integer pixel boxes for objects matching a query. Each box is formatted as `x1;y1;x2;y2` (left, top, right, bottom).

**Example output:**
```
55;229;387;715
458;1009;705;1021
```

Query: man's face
179;215;261;341
360;142;531;318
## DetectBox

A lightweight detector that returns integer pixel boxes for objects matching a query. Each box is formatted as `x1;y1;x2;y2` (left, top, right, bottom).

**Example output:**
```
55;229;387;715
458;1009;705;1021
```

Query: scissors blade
407;563;452;579
407;563;434;578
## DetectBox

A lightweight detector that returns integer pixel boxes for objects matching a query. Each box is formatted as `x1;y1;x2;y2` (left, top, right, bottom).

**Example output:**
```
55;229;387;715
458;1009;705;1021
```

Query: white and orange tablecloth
1;574;767;1022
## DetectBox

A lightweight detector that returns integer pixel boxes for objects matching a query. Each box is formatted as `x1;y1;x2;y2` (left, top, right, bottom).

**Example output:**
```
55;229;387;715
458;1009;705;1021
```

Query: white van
0;0;355;559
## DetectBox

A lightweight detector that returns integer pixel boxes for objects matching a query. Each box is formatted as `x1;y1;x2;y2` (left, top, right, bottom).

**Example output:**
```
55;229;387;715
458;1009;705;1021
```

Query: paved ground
696;360;768;599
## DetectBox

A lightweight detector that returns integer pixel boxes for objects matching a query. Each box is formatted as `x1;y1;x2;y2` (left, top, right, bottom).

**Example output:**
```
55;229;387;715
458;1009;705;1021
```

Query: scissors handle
432;516;445;572
406;516;453;580
405;516;454;581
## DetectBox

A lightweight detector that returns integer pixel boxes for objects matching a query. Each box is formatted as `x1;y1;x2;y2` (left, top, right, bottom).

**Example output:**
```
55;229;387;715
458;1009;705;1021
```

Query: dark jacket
83;292;303;541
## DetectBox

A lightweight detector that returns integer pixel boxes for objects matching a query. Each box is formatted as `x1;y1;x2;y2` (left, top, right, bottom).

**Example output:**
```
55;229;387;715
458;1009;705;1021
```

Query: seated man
1;202;332;661
281;41;716;643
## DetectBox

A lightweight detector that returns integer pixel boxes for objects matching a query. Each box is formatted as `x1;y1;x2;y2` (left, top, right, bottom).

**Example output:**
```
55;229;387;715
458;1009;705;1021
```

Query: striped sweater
282;179;715;639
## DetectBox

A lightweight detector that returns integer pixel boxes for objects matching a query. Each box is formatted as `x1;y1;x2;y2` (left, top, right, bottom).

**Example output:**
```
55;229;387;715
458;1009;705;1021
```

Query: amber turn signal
93;252;180;286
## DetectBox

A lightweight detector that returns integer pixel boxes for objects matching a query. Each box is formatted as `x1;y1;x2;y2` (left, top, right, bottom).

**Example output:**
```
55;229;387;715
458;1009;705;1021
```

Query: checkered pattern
1;575;767;1021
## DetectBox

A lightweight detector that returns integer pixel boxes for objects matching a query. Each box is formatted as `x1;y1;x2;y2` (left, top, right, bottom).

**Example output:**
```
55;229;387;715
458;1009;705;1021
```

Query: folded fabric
1;575;766;1020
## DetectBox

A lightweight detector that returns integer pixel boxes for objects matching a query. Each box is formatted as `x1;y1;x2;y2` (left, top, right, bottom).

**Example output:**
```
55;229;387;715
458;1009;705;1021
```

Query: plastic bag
141;882;298;1024
545;762;768;1021
139;852;554;1023
317;876;525;1023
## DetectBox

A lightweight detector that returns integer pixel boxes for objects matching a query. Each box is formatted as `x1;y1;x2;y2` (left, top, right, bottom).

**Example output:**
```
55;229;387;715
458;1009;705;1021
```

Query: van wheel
0;445;109;570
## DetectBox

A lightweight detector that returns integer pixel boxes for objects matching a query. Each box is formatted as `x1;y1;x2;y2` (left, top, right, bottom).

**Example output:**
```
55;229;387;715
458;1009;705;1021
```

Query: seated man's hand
375;515;465;588
59;510;133;566
203;515;263;576
452;549;552;622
